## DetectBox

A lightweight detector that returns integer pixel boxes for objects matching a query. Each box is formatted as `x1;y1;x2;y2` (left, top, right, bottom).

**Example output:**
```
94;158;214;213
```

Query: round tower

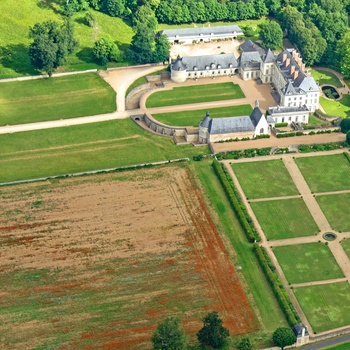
171;56;187;83
198;111;211;144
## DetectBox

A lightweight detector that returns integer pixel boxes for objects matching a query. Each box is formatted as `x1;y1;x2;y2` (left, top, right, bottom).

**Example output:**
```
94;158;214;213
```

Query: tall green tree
197;311;230;349
340;117;350;133
93;36;121;64
129;22;155;63
272;327;296;349
153;34;170;62
151;317;187;350
29;20;78;76
259;20;283;50
337;32;350;79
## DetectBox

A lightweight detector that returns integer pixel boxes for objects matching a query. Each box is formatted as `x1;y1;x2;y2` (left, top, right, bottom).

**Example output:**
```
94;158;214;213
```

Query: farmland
146;82;245;108
231;159;299;199
0;73;116;125
250;198;319;240
0;166;257;349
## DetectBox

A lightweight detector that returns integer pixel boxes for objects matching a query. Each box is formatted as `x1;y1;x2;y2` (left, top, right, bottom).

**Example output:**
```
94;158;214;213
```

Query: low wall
143;114;187;137
106;62;165;72
309;327;350;344
0;69;98;83
125;82;151;105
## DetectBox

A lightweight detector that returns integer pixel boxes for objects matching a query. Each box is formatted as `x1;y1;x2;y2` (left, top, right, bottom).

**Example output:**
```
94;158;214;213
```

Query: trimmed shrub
340;118;350;133
212;160;260;242
275;122;288;127
253;244;300;327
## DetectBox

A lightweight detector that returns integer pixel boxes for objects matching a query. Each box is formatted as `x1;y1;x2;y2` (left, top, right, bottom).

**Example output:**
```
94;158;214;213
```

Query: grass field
325;343;350;350
0;73;116;125
295;154;350;193
152;105;253;127
273;243;344;284
0;166;257;349
0;119;208;183
320;95;350;118
316;193;350;232
0;1;134;78
307;115;329;127
341;239;350;260
193;161;287;338
310;68;343;88
231;160;299;199
250;198;319;240
294;282;350;333
146;83;245;108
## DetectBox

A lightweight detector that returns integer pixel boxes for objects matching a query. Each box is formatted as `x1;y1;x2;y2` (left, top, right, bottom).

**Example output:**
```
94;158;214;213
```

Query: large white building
170;40;320;125
160;25;243;45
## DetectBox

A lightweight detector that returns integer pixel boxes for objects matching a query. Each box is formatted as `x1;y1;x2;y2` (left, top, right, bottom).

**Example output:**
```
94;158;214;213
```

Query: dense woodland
31;0;350;76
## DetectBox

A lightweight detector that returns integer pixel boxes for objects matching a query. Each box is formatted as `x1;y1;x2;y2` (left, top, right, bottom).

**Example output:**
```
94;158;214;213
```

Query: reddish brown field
0;166;257;349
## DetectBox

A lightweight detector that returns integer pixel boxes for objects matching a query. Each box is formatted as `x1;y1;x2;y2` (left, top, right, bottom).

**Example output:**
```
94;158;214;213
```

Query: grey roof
209;116;254;134
297;76;319;92
240;40;256;52
263;48;275;63
172;58;187;71
268;105;309;114
266;115;275;124
200;112;211;128
293;324;309;337
240;51;262;70
179;54;239;71
161;25;243;38
250;106;263;127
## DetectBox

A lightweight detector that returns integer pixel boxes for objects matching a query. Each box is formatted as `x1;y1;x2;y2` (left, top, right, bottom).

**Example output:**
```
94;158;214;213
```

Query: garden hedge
343;151;350;164
253;244;300;327
212;160;260;242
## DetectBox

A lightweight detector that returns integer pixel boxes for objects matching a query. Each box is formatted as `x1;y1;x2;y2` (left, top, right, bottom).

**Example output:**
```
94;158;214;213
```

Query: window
296;116;298;122
289;117;292;121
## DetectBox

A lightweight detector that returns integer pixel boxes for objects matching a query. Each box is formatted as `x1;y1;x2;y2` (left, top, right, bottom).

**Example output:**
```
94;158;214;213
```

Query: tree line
29;0;350;78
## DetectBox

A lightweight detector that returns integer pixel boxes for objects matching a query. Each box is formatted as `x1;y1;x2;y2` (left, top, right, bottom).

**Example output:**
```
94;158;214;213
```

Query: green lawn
273;243;344;284
325;343;350;350
146;83;245;108
295;154;350;193
307;115;329;127
0;119;208;183
320;95;350;118
310;68;343;88
0;1;134;78
250;198;319;240
231;160;299;199
341;239;350;260
316;193;350;232
294;282;350;333
152;105;253;127
193;161;287;336
0;73;116;125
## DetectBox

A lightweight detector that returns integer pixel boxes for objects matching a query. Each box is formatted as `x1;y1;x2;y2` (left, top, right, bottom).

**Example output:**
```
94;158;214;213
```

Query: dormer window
205;65;209;70
217;64;221;69
211;63;216;69
194;66;198;71
229;63;233;68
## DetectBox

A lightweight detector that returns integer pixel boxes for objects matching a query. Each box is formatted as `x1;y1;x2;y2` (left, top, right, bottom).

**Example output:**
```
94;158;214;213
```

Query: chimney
302;327;305;337
294;70;299;80
290;65;295;74
282;53;287;62
286;58;290;67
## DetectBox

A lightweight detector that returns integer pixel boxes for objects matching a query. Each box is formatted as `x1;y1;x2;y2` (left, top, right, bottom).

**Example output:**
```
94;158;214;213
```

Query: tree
153;34;170;62
259;20;283;50
272;327;296;349
93;36;121;64
29;20;78;76
346;130;350;145
237;336;252;350
151;317;187;350
129;22;155;63
133;5;158;31
197;311;230;349
340;118;350;134
337;33;350;79
103;0;125;16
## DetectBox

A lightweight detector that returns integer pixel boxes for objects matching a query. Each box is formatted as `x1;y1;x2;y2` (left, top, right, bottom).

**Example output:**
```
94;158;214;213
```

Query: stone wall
125;83;151;106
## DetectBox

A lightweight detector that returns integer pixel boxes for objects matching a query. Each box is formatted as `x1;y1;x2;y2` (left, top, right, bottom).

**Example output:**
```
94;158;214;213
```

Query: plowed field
0;166;257;349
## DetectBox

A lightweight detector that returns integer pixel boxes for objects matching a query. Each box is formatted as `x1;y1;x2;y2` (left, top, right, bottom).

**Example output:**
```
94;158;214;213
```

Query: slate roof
161;25;243;38
209;116;254;134
200;112;211;128
240;51;262;70
268;105;309;114
293;324;309;337
263;48;275;63
172;58;187;71
250;106;263;127
179;54;239;71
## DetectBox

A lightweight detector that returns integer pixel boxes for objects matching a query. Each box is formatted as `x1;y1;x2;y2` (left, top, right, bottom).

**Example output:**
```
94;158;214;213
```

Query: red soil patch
0;167;257;349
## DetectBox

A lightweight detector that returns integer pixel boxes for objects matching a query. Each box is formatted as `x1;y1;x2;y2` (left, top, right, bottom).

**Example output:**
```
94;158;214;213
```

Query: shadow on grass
76;47;96;64
0;44;38;76
36;0;62;15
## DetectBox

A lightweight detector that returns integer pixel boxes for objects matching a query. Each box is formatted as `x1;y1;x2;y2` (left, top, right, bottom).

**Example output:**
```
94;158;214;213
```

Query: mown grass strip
152;105;253;127
146;82;245;108
0;119;208;183
0;73;116;125
193;160;288;334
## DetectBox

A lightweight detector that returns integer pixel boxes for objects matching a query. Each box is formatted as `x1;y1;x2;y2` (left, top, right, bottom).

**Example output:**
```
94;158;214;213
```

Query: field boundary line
0;69;98;83
0;158;189;187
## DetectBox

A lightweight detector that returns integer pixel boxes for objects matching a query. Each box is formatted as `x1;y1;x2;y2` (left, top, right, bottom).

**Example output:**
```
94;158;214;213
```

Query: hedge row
277;129;339;138
275;122;288;127
253;244;300;327
212;160;260;242
298;141;349;153
216;148;271;160
343;151;350;164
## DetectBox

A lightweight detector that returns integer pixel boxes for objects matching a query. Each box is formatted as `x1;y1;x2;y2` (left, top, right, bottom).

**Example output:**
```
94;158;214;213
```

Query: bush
275;122;288;127
212;160;260;242
347;131;350;145
340;118;350;133
93;36;121;65
253;244;300;327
